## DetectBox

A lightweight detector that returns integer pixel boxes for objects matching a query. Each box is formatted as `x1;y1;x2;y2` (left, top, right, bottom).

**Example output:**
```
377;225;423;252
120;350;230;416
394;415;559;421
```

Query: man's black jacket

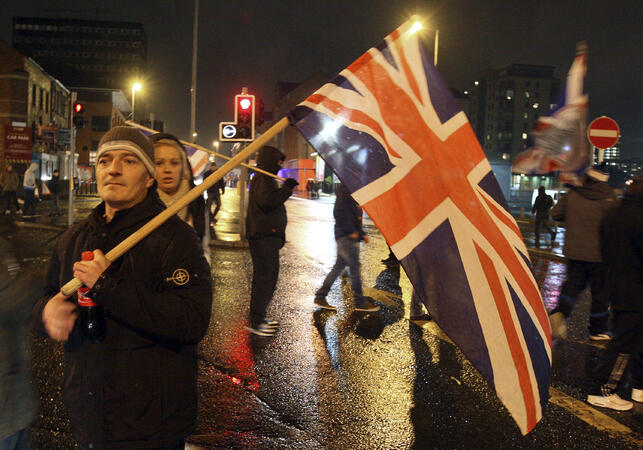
34;189;212;449
246;147;293;245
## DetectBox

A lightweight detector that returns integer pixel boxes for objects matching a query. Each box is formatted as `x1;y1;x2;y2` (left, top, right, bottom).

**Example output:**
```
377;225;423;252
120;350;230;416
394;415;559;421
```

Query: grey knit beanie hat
97;126;155;176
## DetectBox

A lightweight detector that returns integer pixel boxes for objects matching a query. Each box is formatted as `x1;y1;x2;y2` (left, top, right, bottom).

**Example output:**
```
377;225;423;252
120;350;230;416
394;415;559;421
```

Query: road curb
209;239;249;249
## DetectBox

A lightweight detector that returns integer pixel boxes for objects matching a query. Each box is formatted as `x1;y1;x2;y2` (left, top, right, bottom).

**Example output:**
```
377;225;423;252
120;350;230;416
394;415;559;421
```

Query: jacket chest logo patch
169;268;190;286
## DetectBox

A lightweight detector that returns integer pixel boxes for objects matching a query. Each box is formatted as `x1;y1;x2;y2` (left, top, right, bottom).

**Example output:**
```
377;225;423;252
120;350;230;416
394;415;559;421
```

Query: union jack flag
290;19;551;434
512;42;589;179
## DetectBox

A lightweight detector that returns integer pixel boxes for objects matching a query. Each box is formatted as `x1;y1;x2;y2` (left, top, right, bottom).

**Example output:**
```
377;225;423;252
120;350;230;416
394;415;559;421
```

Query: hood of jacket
571;178;614;201
256;146;285;174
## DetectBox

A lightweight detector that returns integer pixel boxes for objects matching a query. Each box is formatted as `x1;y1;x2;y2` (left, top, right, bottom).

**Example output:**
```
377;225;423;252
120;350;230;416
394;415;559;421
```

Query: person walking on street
314;182;380;313
586;176;643;411
1;164;20;215
0;229;44;450
531;186;556;248
21;162;38;218
549;165;617;341
151;133;209;263
33;126;212;449
245;146;298;337
202;162;225;236
48;169;62;216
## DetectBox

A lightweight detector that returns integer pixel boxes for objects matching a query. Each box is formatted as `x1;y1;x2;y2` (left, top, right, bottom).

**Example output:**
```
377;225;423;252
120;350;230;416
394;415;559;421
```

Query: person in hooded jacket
245;146;298;337
585;176;643;411
549;165;617;341
150;133;209;264
33;126;212;449
22;162;39;218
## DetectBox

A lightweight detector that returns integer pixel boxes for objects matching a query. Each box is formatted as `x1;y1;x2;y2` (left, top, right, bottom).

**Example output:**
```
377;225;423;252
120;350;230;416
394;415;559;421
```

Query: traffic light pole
68;91;77;228
239;143;248;239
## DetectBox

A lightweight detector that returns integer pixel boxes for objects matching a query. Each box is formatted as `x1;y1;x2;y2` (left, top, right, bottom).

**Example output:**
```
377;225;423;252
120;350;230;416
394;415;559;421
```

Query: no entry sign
587;116;619;149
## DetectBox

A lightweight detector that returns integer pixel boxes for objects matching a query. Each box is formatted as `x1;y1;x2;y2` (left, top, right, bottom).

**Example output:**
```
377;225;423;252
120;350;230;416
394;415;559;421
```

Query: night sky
1;0;641;158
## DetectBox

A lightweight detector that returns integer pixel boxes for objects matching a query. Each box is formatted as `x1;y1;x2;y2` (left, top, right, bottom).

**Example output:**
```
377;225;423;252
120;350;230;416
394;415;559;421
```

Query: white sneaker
633;388;642;403
587;393;633;411
549;312;567;340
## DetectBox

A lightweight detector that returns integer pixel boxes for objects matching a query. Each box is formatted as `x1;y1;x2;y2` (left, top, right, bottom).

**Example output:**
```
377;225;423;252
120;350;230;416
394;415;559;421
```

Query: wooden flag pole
124;121;285;181
61;117;290;295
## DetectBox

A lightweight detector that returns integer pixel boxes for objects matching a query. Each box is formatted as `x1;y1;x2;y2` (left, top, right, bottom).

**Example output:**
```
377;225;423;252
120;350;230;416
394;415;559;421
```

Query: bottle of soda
78;251;106;342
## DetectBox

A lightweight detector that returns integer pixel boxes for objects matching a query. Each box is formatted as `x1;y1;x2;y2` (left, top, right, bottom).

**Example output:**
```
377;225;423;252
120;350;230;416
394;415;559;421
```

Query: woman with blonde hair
151;133;209;262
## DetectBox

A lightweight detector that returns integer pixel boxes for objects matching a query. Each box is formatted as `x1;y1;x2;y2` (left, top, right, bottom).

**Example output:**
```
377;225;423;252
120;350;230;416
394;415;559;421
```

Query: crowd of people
0;125;640;448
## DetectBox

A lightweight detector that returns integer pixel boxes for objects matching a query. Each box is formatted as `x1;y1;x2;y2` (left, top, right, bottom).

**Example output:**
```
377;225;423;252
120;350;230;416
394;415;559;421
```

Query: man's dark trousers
591;310;643;393
552;259;610;334
249;236;281;328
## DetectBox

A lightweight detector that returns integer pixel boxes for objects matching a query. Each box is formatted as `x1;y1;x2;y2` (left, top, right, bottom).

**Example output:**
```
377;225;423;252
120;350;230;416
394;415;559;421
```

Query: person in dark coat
0;224;43;449
586;176;643;411
313;182;380;312
549;165;617;341
531;186;556;248
48;169;62;215
245;146;298;337
1;164;20;214
150;133;209;263
202;162;225;234
33;126;212;449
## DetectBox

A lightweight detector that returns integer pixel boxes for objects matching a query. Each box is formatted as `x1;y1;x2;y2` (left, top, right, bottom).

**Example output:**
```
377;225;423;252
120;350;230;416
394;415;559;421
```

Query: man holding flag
34;126;212;449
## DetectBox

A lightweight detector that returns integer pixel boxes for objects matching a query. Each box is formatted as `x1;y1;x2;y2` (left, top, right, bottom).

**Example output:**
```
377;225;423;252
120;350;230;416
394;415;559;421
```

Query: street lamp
212;140;219;150
409;19;438;66
131;82;142;120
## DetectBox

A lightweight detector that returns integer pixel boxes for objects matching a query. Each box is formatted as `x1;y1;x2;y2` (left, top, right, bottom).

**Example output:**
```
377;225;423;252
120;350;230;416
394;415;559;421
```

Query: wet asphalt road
10;191;642;448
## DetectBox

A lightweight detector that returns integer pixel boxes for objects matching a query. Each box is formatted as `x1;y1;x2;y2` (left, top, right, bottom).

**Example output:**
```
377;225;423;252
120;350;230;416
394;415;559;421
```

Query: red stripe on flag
475;242;538;432
479;192;521;237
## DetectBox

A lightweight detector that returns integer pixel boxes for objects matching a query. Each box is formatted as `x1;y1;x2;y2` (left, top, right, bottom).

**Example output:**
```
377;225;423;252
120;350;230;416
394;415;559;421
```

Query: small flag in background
127;122;210;178
290;18;551;434
512;42;589;178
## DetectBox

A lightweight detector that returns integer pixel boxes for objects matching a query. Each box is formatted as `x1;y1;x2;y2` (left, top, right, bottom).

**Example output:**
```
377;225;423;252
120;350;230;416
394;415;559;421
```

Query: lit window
525;92;530;98
522;133;528;140
524;112;528;119
532;103;539;109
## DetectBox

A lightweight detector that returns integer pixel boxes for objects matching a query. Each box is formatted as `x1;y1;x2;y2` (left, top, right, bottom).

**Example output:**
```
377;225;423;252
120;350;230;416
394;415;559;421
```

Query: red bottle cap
81;251;94;261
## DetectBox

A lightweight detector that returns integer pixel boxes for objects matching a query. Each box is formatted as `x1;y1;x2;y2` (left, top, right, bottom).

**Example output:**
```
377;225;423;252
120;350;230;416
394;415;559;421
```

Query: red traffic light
239;97;252;110
74;102;84;114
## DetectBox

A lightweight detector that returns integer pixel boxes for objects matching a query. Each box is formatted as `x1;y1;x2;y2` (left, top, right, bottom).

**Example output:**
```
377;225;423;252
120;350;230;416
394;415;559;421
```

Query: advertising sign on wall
4;125;32;160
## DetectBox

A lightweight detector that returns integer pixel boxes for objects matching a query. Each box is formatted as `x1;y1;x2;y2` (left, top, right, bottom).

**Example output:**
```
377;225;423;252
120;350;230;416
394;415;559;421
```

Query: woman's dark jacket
33;189;212;449
246;146;293;245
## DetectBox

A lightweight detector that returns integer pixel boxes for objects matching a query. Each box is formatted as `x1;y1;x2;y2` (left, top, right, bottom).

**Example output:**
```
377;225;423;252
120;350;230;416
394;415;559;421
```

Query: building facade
467;64;558;163
0;39;70;178
12;16;146;92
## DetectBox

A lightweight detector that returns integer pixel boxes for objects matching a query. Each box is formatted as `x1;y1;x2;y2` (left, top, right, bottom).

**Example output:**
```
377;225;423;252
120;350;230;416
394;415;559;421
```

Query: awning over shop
5;158;33;164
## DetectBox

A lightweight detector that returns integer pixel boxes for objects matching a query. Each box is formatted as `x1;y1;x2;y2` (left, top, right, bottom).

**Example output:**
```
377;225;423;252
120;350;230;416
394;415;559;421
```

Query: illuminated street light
131;82;142;120
212;140;219;149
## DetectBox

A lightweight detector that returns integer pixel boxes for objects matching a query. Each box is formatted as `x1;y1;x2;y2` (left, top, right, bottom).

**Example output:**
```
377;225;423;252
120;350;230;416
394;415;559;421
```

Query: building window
45;92;49;113
522;133;528;140
91;116;111;132
39;88;43;110
32;85;36;106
